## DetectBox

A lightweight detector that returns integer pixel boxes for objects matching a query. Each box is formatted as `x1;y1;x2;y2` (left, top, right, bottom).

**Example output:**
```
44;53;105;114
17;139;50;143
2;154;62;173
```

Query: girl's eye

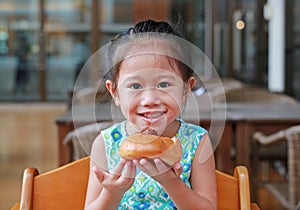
129;83;142;89
158;82;170;88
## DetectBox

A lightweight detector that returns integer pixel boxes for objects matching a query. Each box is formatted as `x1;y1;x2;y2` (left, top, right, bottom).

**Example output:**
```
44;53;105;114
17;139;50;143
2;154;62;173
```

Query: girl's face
106;54;194;135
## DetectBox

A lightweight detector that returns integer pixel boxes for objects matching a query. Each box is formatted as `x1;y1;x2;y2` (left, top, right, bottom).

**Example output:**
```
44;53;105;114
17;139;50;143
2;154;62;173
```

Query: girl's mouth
141;112;164;119
138;111;166;124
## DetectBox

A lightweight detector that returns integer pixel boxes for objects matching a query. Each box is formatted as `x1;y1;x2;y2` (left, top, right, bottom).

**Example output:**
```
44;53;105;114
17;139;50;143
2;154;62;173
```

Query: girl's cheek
124;104;136;119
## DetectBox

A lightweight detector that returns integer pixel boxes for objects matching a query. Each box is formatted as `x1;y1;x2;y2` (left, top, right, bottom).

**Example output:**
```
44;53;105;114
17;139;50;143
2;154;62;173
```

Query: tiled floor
0;102;287;209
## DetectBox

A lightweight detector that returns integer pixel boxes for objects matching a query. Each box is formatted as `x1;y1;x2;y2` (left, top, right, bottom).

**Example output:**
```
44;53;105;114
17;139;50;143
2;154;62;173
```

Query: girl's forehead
119;54;181;76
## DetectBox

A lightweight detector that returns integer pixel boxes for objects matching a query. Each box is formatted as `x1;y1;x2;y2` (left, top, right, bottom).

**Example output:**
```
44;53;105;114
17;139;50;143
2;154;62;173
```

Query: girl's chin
135;121;168;135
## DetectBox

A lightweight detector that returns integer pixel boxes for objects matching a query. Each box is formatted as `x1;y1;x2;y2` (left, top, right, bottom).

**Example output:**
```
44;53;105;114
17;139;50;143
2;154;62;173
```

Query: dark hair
112;20;182;41
106;19;194;87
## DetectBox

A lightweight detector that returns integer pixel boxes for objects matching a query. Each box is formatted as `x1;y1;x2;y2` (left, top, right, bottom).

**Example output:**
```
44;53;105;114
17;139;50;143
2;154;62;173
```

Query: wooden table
56;102;300;175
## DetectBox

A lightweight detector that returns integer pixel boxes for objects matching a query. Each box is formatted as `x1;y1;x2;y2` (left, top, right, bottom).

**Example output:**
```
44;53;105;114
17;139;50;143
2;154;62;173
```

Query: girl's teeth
144;112;163;119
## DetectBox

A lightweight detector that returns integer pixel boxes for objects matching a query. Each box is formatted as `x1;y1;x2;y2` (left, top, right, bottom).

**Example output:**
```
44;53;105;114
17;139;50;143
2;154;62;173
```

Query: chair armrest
253;131;285;145
20;168;39;210
63;129;76;145
234;166;251;210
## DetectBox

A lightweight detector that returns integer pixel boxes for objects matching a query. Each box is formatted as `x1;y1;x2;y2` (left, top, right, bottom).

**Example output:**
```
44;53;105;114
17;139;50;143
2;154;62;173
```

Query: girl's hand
133;158;183;184
93;159;136;196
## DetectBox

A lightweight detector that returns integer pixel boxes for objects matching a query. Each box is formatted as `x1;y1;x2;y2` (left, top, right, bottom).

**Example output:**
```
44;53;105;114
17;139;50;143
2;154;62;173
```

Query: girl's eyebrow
121;70;180;82
119;75;144;85
126;73;178;81
158;72;182;82
122;75;141;81
159;74;177;80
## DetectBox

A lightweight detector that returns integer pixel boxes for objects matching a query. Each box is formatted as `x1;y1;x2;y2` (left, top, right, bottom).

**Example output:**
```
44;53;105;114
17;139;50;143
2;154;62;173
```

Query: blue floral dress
101;119;207;210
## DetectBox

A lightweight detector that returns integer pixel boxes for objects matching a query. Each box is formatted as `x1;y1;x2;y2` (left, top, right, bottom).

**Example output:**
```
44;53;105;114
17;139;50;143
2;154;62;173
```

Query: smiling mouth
139;112;165;119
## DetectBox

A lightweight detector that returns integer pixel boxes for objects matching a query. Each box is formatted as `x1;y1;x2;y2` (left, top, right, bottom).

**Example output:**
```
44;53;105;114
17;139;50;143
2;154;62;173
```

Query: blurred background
0;0;299;101
0;0;299;209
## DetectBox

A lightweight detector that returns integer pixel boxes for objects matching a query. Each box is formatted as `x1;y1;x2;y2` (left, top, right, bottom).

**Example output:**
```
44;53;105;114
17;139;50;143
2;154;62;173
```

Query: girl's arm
84;134;136;210
162;134;217;210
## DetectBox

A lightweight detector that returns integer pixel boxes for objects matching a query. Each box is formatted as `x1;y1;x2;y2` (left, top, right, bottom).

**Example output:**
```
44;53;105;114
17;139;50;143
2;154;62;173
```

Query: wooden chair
252;125;300;210
11;157;260;210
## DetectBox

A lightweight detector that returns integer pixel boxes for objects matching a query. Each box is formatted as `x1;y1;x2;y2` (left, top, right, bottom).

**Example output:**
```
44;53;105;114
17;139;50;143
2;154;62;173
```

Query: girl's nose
140;89;161;106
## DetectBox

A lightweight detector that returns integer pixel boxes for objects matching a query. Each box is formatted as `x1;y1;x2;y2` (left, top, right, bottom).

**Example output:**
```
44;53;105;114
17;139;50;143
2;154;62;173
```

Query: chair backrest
286;126;300;209
72;87;112;105
15;157;258;210
216;166;252;210
19;157;90;210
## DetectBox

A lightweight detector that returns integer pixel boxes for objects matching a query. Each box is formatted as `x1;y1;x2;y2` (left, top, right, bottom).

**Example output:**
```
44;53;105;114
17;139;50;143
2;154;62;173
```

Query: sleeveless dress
101;119;207;210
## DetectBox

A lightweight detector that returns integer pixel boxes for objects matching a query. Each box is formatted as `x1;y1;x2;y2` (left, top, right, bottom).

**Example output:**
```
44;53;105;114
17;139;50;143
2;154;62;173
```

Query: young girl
85;20;217;210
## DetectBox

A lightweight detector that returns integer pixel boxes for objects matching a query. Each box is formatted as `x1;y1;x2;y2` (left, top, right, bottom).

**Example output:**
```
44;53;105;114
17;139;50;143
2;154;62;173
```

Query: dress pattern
101;119;207;209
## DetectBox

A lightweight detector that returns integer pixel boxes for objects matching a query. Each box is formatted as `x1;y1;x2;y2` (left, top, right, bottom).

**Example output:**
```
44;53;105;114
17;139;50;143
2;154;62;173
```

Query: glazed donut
119;133;183;166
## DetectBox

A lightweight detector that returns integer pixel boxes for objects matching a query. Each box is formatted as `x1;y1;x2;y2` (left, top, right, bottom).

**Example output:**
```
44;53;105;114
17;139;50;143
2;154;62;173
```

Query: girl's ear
187;76;195;91
106;80;120;106
183;76;195;103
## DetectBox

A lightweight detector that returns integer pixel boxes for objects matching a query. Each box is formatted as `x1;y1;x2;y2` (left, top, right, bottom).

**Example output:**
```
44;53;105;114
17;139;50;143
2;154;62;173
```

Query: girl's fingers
110;159;126;176
93;166;106;183
140;158;158;172
122;161;135;178
116;161;136;187
133;159;147;172
172;162;183;177
93;160;135;194
135;158;154;175
154;158;170;171
133;158;182;179
131;162;136;178
153;158;172;175
134;158;171;176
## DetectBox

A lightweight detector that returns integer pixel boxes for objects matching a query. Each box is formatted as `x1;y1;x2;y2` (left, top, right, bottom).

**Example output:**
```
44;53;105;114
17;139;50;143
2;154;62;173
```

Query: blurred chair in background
214;86;298;183
68;85;112;108
252;125;300;210
63;122;112;161
192;78;244;112
72;86;111;104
